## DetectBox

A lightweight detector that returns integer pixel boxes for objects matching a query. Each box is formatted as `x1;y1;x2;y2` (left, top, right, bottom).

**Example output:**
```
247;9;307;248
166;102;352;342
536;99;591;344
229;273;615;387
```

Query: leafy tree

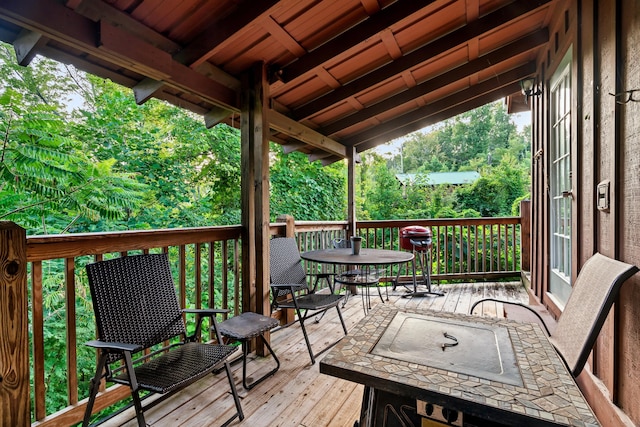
71;76;245;230
0;54;144;234
362;155;405;220
270;146;345;221
454;154;528;216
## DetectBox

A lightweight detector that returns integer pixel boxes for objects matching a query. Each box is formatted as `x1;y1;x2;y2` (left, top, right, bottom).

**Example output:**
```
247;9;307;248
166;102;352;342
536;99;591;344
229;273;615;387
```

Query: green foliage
1;40;532;421
270;147;345;221
454;154;528;217
362;101;530;220
0;87;145;233
72;77;245;230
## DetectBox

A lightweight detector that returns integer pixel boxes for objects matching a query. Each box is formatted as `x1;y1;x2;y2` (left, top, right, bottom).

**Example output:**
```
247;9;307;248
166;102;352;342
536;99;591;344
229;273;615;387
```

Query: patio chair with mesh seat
269;237;348;364
470;252;638;377
82;253;244;427
332;237;387;314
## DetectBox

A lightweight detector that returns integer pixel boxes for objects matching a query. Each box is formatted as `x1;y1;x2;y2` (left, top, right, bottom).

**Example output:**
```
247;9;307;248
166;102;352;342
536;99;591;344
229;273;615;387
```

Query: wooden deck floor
100;281;528;427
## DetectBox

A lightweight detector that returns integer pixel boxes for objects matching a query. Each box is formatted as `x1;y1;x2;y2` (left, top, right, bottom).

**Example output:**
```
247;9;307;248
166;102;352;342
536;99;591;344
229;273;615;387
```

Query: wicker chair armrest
85;339;141;353
183;308;231;341
183;308;230;316
270;283;306;290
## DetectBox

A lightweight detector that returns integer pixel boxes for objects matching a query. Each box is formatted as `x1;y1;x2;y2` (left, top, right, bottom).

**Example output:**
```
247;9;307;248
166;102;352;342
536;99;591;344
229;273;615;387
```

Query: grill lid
400;226;432;250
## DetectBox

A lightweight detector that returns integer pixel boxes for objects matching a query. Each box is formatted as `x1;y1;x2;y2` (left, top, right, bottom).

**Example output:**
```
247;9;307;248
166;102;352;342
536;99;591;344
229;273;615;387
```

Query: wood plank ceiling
0;0;557;165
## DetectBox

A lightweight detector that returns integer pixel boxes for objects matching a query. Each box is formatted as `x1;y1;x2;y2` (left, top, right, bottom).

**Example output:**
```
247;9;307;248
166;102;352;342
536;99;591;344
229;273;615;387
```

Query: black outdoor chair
82;253;244;427
332;238;387;314
269;237;348;364
470;252;638;377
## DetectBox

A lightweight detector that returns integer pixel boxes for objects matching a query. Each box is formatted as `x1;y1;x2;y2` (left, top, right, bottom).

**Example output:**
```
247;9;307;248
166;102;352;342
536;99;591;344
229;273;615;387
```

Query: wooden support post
520;200;531;271
274;214;296;324
346;148;359;295
347;146;357;238
0;222;29;427
241;62;271;355
276;214;296;238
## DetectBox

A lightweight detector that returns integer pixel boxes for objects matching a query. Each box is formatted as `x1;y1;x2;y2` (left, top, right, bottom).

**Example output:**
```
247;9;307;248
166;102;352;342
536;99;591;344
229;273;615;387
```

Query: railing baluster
64;257;78;406
31;261;46;421
179;245;187;313
222;240;229;311
233;239;240;315
498;224;503;271
512;224;517;271
473;225;479;273
458;224;463;274
195;242;202;309
208;241;216;337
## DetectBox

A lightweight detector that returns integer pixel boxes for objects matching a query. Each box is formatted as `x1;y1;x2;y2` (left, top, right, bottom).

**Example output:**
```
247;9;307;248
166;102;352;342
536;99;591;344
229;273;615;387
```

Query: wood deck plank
98;281;524;427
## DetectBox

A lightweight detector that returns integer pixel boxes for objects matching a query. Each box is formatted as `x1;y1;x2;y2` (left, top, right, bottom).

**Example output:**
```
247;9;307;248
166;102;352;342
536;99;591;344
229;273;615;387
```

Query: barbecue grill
395;226;443;297
399;225;432;252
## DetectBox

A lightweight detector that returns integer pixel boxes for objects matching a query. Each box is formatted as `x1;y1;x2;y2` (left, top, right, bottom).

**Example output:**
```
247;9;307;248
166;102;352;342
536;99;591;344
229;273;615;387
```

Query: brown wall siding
579;0;596;282
532;0;640;424
594;0;619;395
617;0;640;420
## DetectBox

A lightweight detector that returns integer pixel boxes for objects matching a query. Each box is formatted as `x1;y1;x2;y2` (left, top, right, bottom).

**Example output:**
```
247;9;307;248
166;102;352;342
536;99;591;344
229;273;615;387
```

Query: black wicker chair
269;237;348;364
82;253;244;427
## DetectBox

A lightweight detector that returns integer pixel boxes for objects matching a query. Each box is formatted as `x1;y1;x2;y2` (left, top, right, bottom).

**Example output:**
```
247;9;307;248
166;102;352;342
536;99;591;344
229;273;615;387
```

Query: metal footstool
217;312;280;389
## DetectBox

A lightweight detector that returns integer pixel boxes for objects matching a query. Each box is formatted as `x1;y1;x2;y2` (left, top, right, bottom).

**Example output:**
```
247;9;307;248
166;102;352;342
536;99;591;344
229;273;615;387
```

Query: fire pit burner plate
371;312;523;386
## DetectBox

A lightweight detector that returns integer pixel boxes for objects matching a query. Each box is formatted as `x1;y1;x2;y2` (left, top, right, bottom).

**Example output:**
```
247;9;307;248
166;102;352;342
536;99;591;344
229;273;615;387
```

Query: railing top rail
26;225;242;262
359;217;521;227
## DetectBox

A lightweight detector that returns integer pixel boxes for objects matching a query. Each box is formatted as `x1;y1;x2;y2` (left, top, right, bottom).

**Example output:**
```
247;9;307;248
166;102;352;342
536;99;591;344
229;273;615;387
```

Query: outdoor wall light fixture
520;77;542;103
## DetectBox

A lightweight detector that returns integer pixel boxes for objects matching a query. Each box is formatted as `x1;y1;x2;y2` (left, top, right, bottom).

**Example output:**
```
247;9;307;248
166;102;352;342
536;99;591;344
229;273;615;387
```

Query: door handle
562;190;574;199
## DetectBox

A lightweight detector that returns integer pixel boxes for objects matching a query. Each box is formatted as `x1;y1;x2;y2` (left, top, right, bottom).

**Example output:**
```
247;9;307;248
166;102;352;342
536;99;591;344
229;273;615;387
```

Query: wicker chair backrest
86;253;186;363
269;238;309;298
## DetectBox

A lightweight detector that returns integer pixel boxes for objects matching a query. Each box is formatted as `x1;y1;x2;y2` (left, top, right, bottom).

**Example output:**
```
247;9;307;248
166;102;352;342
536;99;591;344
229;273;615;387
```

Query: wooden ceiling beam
291;0;551;120
321;155;343;166
262;15;306;57
322;28;548;135
275;0;437;83
0;0;240;111
269;110;346;158
0;0;101;56
281;141;308;154
307;150;335;162
73;0;181;54
133;78;164;105
12;29;46;65
173;0;278;68
351;80;524;151
204;106;233;128
98;21;239;109
73;0;242;93
38;45;139;87
195;62;241;91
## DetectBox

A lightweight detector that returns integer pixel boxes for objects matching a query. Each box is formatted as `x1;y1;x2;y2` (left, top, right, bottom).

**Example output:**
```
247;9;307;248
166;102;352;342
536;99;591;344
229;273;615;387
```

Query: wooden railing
289;216;526;284
1;204;529;427
25;226;243;427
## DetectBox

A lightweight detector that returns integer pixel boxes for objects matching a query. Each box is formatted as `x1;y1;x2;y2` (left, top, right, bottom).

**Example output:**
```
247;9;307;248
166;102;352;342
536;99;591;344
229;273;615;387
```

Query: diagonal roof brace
269;110;346;159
